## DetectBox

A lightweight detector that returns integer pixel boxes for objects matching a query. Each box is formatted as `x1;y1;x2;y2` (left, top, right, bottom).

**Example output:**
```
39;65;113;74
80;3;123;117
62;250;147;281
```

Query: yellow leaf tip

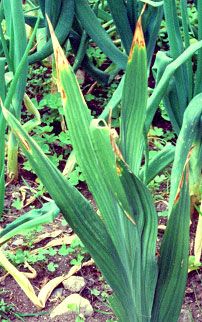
46;14;69;69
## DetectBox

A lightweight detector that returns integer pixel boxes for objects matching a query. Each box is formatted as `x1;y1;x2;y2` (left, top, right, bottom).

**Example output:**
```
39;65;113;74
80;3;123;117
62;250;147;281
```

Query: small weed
27;65;52;95
5;249;46;265
58;244;73;256
188;256;202;272
4;235;87;275
91;288;101;296
47;262;58;272
149;172;170;197
148;126;175;149
0;299;16;321
157;20;169;48
12;197;23;210
87;47;106;67
70;253;84;266
68;166;85;186
84;93;95;102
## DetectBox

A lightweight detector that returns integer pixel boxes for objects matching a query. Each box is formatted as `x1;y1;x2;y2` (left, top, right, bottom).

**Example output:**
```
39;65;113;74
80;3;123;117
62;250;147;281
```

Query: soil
0;185;115;322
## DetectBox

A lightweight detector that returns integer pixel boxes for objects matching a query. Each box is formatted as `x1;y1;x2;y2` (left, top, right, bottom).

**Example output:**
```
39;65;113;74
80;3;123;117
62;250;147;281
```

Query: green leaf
47;262;58;272
48;20;159;320
70;254;84;266
151;169;190;322
117;160;158;316
120;17;147;174
28;0;74;64
58;244;72;256
146;40;202;133
107;0;133;54
2;104;130;320
58;132;71;144
169;94;202;209
99;76;124;120
12;198;23;210
47;248;57;257
139;144;175;184
0;201;60;246
39;92;62;110
163;0;188;120
75;0;127;69
91;288;101;296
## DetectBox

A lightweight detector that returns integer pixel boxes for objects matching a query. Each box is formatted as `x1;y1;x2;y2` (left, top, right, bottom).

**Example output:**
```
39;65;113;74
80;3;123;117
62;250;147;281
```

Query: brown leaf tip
129;18;145;62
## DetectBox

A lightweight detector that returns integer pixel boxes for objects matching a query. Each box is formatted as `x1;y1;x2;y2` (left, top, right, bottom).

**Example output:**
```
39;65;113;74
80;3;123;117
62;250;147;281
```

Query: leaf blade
120;16;147;174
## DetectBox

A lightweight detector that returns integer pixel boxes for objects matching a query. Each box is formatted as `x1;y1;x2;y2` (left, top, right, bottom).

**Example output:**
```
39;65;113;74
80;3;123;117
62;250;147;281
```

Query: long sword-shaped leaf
75;0;127;69
48;18;158;321
194;0;202;95
45;0;62;33
49;17;133;259
180;0;193;101
1;105;130;314
29;0;74;64
120;16;147;175
139;144;175;185
90;120;134;222
88;121;144;321
99;75;125;120
9;0;28;118
163;0;188;119
106;0;133;54
0;18;40;212
0;9;13;71
145;40;202;133
151;168;190;322
6;0;28;177
118;160;158;318
142;1;163;66
169;94;202;209
152;51;181;134
2;17;40;112
0;58;6;215
48;18;142;320
127;0;138;29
